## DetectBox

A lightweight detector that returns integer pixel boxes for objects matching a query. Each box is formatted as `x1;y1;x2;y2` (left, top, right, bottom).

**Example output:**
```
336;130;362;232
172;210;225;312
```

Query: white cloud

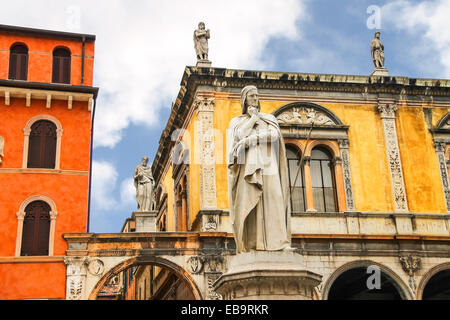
382;0;450;77
0;1;307;148
120;177;136;207
91;160;119;210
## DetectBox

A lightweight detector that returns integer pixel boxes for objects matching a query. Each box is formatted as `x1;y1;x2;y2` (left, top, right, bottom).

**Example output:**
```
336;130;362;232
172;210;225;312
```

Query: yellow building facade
147;67;450;299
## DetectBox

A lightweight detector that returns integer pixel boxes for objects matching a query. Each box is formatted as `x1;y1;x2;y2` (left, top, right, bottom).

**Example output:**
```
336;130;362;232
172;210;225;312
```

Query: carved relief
338;139;355;211
276;106;336;126
87;259;105;276
399;255;421;291
205;273;222;300
434;140;450;212
187;256;204;274
202;213;219;232
64;257;88;300
195;96;218;209
378;103;409;212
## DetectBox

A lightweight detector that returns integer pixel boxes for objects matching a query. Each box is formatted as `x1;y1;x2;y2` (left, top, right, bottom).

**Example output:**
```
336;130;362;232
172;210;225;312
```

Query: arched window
9;43;28;80
52;47;71;84
20;201;51;256
286;146;306;213
310;147;337;212
27;120;57;169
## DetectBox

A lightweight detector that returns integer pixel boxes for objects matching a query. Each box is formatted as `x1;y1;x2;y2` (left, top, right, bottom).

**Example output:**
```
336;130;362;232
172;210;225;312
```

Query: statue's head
141;156;149;165
374;31;380;38
241;85;260;114
198;22;205;30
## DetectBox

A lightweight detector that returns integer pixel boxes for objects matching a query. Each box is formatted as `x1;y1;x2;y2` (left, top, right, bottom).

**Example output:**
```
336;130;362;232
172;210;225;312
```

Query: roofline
151;65;450;185
0;79;99;98
0;24;96;41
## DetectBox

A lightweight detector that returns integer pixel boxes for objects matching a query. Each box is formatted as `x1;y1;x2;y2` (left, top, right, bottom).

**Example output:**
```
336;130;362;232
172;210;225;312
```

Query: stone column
15;211;26;257
195;96;221;230
434;140;450;212
213;251;322;300
64;256;88;300
338;139;355;212
303;156;316;213
378;103;409;213
48;211;58;256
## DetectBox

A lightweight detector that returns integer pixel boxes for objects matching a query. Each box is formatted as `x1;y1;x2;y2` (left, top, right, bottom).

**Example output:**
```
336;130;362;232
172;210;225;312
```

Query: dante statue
194;22;210;61
370;31;385;69
227;85;292;253
134;156;155;212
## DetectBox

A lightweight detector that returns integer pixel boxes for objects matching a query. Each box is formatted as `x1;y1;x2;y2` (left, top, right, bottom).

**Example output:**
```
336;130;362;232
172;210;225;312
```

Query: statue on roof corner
134;156;155;212
227;85;294;253
370;31;385;69
194;22;210;63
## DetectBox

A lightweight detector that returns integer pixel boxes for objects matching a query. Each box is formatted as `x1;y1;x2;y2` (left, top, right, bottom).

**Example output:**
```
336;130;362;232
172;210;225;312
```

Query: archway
322;260;412;300
88;256;203;300
418;263;450;300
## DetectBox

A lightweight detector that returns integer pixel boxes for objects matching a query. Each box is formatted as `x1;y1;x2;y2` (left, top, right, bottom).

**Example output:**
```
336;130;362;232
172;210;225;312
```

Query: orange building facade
0;25;98;300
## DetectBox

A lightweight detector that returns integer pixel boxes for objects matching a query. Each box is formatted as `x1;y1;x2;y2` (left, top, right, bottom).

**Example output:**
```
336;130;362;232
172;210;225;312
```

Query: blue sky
2;0;450;233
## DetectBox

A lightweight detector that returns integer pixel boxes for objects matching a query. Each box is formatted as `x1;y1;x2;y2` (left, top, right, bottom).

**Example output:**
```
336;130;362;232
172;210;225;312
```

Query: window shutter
27;120;57;169
8;52;18;79
9;44;28;80
21;201;51;256
52;48;71;84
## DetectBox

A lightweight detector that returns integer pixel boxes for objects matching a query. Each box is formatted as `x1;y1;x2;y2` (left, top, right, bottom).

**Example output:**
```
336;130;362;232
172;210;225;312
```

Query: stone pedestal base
213;251;322;300
132;211;157;232
371;67;389;76
196;59;212;67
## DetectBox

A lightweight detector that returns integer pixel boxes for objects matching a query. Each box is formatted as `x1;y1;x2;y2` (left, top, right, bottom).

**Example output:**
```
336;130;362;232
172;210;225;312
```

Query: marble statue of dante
193;22;210;60
134;156;155;212
370;31;385;69
227;85;292;253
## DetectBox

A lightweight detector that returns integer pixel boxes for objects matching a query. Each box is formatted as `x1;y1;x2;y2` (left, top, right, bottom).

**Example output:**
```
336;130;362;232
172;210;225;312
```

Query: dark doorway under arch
90;257;202;300
328;267;403;300
422;269;450;300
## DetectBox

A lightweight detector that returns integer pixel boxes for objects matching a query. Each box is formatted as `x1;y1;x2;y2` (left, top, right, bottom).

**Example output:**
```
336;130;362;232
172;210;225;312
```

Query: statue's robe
227;113;291;253
134;165;154;211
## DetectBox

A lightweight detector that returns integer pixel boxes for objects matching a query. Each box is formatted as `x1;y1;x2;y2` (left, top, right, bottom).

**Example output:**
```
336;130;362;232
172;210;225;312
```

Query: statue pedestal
132;211;157;232
371;67;389;76
196;59;212;67
213;251;322;300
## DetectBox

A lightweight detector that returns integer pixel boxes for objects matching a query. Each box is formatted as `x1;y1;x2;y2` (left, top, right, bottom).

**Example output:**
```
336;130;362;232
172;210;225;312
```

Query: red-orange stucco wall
0;33;95;86
0;31;95;299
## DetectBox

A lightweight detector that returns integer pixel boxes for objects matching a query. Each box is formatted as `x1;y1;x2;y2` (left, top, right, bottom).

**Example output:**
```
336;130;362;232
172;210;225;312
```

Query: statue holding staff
227;85;292;253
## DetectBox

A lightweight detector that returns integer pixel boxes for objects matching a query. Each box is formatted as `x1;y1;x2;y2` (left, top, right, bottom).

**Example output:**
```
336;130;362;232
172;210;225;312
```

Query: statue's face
245;89;259;113
199;23;205;30
142;157;149;165
375;32;380;39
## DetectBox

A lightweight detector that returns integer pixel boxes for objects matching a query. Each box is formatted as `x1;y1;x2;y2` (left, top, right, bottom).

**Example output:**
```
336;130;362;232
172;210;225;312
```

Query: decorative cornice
152;66;450;185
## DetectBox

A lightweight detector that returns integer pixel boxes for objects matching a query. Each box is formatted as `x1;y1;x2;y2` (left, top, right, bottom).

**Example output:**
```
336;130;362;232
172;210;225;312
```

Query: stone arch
416;262;450;300
436;113;450;129
305;140;340;158
273;102;344;126
88;255;203;300
322;259;413;300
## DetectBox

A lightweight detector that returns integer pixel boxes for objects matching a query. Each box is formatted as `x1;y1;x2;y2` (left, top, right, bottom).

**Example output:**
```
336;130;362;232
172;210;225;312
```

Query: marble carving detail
434;141;450;212
276;106;335;126
338;139;355;211
378;103;409;212
195;96;218;210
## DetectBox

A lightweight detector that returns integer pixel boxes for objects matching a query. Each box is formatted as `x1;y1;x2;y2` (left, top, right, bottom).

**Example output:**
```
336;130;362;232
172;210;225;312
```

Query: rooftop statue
194;22;210;61
134;156;155;212
371;31;385;69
